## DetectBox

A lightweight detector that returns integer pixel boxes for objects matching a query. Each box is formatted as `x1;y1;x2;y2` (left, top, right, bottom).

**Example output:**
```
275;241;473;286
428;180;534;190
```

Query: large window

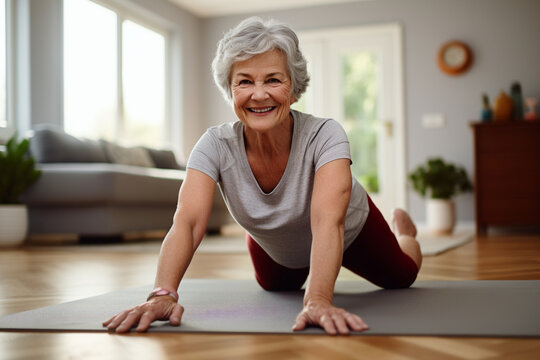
63;0;168;147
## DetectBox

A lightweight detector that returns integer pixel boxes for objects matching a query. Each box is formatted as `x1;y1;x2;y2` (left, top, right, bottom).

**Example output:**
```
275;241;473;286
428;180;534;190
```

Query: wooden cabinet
471;121;540;235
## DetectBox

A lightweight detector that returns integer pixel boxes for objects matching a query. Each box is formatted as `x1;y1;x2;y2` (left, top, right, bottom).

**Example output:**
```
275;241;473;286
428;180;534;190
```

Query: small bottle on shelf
480;93;492;122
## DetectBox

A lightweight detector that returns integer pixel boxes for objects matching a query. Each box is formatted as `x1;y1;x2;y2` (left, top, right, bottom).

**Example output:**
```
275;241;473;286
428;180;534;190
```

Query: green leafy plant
0;133;42;204
409;158;472;199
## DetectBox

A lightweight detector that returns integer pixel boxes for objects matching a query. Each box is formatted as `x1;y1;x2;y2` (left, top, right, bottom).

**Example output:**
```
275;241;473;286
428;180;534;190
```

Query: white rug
197;235;246;253
28;235;246;254
417;229;475;256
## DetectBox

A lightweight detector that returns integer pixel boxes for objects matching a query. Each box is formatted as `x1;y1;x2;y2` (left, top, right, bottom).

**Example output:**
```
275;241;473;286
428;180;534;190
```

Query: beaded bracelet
146;287;179;302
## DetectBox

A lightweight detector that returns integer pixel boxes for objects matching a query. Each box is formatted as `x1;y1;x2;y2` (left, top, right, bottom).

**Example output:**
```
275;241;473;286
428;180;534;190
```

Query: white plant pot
0;204;28;246
426;199;455;235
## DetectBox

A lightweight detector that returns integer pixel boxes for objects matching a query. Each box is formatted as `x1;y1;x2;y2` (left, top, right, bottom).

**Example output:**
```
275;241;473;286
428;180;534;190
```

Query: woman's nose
251;83;268;100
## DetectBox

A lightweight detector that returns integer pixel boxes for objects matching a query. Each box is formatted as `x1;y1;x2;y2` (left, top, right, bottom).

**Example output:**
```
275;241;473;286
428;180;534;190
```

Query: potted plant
0;133;42;246
409;157;472;235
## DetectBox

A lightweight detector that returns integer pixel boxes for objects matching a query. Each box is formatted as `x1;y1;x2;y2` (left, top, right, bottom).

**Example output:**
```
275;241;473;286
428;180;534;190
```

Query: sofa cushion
146;148;184;170
102;141;155;168
30;124;108;163
21;163;185;204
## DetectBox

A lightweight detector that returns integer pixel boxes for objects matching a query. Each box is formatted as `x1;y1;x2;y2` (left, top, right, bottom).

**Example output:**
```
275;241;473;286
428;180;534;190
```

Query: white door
294;24;406;220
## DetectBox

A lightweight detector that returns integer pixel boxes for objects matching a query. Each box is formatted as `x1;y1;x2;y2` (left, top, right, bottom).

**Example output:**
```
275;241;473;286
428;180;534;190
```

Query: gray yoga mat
0;280;539;337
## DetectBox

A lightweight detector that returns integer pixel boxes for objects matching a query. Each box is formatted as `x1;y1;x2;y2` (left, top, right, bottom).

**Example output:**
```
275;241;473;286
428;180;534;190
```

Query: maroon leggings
246;196;418;291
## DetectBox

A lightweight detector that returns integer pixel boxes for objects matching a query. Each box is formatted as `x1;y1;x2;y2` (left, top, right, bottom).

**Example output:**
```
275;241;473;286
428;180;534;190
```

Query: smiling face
230;49;296;134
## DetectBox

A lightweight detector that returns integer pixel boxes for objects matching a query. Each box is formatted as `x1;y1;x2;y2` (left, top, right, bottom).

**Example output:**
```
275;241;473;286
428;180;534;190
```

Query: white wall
9;0;63;139
199;0;540;222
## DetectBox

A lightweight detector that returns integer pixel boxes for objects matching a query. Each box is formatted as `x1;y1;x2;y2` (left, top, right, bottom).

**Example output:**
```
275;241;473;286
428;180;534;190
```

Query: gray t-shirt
187;110;369;268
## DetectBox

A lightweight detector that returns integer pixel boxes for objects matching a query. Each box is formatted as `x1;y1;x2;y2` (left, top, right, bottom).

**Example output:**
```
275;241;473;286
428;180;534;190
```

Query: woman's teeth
250;107;274;113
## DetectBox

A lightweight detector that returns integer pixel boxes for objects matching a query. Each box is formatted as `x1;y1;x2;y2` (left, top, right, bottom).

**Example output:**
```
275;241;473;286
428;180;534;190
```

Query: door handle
380;120;393;137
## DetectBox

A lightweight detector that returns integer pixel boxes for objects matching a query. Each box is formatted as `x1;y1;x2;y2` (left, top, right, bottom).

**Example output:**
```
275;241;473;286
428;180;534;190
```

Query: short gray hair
212;17;310;103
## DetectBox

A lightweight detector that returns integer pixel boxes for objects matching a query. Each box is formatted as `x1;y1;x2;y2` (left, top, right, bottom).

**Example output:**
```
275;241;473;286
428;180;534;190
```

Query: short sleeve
312;119;351;171
186;130;221;182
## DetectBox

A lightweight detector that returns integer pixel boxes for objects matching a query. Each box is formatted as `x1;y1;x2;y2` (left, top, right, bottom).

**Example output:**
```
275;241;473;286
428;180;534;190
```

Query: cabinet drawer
472;121;540;231
475;122;540;154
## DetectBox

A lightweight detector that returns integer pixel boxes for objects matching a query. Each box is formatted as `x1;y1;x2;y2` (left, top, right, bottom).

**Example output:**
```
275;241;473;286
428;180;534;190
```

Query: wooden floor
0;232;539;360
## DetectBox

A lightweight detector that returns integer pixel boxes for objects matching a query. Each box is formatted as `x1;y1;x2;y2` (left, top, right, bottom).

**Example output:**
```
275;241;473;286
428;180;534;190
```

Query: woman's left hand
292;301;369;335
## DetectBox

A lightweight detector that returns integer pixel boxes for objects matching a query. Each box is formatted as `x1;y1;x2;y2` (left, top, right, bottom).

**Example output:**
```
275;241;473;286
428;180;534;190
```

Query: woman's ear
290;94;297;104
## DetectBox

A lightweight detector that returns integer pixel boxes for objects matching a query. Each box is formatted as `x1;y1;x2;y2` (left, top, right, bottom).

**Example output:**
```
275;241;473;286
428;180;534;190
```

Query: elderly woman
104;17;422;335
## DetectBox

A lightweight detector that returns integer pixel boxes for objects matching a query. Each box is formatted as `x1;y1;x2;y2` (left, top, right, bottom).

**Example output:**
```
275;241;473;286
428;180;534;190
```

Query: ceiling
168;0;367;18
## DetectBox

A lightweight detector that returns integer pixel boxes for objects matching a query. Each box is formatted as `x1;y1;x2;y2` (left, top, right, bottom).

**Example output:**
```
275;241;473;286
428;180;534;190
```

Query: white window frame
0;0;15;141
63;0;172;146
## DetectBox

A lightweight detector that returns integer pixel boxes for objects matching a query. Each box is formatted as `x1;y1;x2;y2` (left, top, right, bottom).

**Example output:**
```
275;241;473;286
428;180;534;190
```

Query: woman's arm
154;169;217;293
103;169;216;333
293;158;368;335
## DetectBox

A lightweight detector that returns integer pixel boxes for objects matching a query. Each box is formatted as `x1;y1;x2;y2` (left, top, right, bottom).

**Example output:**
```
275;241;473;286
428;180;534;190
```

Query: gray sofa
22;125;233;240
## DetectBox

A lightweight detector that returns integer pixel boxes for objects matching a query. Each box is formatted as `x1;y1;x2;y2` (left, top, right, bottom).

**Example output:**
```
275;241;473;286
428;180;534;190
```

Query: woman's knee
378;259;419;290
379;271;417;290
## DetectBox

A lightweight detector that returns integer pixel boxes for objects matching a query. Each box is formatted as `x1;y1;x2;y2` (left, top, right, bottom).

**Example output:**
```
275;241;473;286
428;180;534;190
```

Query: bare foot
391;208;417;238
391;208;422;270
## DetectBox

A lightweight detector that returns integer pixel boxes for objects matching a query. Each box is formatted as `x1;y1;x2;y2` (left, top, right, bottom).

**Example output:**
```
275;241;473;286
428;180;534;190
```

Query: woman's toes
392;208;417;237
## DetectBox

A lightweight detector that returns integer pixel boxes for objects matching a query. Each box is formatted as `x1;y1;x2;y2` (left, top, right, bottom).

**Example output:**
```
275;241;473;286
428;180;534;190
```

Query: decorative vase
426;199;455;235
493;91;513;122
0;205;28;246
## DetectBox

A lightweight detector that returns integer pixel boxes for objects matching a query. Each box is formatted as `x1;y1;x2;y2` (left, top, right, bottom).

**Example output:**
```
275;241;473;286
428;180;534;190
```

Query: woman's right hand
102;296;184;333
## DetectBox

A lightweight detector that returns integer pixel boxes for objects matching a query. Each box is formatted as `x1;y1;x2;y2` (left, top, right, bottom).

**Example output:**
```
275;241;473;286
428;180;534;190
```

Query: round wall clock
437;41;473;75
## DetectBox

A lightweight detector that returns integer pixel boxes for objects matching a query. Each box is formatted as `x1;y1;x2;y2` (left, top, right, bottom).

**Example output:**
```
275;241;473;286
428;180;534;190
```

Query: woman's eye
238;79;252;85
267;78;281;84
